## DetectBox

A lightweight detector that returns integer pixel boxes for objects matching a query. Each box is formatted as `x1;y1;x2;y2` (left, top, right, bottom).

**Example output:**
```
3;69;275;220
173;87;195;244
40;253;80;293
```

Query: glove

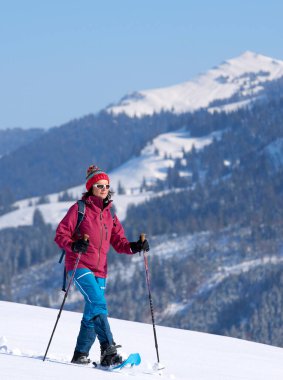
72;238;89;253
130;238;150;253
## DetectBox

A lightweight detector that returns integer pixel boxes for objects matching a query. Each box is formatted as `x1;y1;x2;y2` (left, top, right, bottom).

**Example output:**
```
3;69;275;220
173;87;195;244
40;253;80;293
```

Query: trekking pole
140;233;163;369
43;234;89;361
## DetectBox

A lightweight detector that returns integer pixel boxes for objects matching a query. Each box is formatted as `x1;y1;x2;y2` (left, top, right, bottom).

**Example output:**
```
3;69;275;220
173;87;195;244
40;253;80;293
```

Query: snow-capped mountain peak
225;50;283;70
107;51;283;117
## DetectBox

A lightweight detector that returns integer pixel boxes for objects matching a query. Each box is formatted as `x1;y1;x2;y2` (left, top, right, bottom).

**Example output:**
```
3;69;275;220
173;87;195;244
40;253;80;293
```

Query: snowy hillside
0;128;218;230
1;301;283;380
1;51;283;231
107;51;283;117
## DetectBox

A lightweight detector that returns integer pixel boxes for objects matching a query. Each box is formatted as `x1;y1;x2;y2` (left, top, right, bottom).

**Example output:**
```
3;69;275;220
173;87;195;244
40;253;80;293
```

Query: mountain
107;51;283;116
1;92;283;347
1;301;283;380
0;127;43;157
1;51;283;351
1;51;283;201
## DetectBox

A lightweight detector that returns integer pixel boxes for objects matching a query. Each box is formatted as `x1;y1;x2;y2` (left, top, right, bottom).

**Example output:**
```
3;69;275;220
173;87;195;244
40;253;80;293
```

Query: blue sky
1;0;283;129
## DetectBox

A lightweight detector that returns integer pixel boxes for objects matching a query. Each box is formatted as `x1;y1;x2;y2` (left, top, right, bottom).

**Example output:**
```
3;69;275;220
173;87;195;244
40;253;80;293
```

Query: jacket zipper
96;211;103;270
104;224;108;240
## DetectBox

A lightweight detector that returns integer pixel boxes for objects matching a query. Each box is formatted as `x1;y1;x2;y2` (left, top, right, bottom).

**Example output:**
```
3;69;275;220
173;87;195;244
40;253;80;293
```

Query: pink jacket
54;195;133;278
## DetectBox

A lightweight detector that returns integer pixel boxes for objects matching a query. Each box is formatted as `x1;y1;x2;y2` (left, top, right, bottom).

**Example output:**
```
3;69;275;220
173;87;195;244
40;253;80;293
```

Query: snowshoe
100;343;122;367
71;350;91;364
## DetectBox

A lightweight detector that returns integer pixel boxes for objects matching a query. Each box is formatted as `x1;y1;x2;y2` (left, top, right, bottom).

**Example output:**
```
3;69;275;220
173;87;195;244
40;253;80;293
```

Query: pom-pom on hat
86;165;110;191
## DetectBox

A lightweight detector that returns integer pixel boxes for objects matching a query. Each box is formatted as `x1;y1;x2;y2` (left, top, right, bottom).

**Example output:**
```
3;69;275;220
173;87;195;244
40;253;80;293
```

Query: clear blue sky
1;0;283;129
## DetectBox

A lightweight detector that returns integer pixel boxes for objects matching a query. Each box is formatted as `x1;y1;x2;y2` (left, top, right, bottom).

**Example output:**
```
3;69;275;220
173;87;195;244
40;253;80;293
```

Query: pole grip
140;233;146;243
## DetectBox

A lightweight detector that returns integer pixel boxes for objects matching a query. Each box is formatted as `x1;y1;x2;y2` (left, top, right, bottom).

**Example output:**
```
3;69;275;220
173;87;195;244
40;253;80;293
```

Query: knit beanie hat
85;165;110;191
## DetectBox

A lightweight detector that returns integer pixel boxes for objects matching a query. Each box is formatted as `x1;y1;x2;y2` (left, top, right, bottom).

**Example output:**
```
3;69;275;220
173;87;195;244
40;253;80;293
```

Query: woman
54;165;149;366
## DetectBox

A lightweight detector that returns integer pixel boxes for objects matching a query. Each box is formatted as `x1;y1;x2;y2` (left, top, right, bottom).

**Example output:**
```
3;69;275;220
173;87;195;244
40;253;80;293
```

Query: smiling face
92;179;110;199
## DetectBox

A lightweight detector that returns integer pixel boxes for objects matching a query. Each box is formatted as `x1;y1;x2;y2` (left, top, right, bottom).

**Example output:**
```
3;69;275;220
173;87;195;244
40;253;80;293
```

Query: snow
107;51;283;117
109;128;221;191
1;301;283;379
0;128;218;230
0;202;74;230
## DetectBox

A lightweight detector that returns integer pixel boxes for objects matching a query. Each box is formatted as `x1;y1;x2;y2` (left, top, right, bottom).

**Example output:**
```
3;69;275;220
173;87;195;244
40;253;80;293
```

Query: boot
100;342;123;367
71;350;91;364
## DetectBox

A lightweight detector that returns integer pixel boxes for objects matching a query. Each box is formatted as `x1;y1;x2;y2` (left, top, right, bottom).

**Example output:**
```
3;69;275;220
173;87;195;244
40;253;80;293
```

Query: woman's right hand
72;238;89;253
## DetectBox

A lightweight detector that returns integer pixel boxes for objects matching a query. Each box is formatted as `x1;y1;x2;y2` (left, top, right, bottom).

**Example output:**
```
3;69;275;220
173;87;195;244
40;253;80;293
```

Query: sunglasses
93;184;110;190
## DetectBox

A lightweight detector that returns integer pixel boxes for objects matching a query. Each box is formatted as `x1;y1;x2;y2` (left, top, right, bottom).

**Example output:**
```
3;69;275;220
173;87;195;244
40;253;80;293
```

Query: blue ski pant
69;268;114;354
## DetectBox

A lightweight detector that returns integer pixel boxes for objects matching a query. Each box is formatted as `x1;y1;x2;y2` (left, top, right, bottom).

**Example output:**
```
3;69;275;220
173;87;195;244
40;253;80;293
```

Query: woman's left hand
130;238;150;253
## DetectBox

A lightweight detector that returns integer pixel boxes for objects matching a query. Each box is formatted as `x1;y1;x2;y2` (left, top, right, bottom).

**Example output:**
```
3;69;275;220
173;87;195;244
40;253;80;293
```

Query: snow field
1;301;283;379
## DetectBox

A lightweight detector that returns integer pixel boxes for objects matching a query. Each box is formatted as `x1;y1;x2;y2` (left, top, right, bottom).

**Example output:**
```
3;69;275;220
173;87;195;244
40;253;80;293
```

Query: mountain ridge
107;51;283;116
1;51;283;202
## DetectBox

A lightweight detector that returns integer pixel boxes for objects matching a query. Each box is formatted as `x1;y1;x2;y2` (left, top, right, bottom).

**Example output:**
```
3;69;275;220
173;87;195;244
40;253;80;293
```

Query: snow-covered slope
107;51;283;117
1;301;283;380
0;128;217;230
109;128;222;190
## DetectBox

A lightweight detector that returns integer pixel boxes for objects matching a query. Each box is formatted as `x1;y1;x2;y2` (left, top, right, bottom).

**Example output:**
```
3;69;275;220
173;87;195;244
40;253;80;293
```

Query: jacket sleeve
110;215;133;254
54;203;78;251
